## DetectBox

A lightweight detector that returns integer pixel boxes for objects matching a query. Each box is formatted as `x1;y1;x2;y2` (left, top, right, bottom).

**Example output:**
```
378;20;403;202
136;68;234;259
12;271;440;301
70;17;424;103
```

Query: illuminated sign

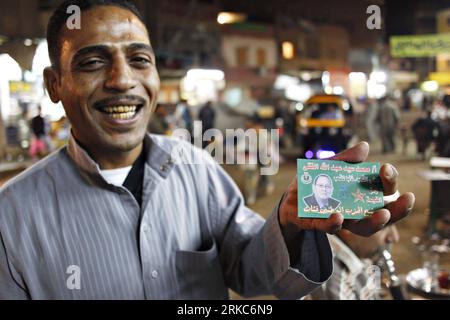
9;81;32;94
390;33;450;57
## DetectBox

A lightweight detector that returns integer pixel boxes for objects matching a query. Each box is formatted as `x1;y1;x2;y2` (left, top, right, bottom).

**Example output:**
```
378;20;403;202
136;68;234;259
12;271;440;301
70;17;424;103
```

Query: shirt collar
67;133;175;180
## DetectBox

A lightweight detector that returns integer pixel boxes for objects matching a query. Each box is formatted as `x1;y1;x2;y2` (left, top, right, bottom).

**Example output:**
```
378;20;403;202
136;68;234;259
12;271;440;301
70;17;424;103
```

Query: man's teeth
101;105;138;119
103;105;137;113
110;112;136;120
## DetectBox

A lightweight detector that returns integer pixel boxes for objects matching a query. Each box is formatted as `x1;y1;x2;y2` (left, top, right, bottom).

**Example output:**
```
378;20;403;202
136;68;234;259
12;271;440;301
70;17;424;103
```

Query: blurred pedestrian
237;119;278;205
402;91;411;112
411;111;439;160
432;100;448;122
198;101;215;147
377;97;400;154
199;101;215;132
29;106;48;161
320;104;342;120
365;98;379;143
436;117;450;157
174;98;192;134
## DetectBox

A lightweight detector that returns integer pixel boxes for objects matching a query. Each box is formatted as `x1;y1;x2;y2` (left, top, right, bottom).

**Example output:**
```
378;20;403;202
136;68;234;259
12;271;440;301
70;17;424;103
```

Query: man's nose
104;56;138;92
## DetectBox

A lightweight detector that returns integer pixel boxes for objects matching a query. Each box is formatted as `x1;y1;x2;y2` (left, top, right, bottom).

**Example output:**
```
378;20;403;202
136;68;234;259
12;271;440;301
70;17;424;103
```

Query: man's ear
44;67;61;103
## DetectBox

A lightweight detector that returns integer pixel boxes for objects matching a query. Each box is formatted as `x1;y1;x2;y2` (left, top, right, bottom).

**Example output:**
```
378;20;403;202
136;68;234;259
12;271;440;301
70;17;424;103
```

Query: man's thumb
330;142;370;163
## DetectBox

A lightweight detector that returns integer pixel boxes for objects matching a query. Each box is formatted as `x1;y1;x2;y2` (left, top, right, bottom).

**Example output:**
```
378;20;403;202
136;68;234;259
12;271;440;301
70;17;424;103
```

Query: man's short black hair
47;0;145;69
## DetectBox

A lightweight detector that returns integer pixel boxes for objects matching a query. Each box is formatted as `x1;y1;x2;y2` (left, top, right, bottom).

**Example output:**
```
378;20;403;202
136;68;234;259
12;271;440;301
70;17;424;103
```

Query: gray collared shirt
0;134;332;300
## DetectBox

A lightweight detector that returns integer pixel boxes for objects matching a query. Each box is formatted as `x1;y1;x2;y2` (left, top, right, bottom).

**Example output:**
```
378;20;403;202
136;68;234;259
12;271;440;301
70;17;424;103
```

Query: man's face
46;6;160;155
341;226;400;259
313;176;333;201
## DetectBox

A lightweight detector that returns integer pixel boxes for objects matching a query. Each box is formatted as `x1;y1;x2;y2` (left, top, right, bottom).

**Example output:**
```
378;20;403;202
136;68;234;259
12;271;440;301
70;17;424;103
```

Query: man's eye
80;59;105;69
130;56;151;65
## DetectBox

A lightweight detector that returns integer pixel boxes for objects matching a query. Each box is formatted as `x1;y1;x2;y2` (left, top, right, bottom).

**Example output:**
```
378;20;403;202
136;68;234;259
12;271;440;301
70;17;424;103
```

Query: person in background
174;98;192;134
431;100;447;122
198;101;215;133
411;110;439;160
198;101;215;148
320;104;342;120
237;118;278;205
310;225;400;300
436;116;450;157
399;124;409;156
402;91;411;112
29;106;48;161
365;98;379;143
377;96;400;154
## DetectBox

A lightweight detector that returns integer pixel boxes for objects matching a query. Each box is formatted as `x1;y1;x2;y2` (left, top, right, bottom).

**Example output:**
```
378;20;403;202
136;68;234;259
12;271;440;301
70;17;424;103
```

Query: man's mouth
93;96;146;121
97;105;143;120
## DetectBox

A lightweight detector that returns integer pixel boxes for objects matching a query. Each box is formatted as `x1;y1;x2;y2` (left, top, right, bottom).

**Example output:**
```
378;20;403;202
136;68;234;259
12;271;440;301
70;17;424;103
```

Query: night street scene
0;0;449;304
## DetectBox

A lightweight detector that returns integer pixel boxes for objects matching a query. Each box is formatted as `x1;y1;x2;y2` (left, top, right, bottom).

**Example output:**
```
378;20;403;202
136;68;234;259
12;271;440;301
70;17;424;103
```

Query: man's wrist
278;209;305;265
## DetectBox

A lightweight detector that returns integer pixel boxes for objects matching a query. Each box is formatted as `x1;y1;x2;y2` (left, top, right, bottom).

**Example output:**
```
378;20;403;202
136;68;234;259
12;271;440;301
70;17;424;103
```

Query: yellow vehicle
295;94;354;158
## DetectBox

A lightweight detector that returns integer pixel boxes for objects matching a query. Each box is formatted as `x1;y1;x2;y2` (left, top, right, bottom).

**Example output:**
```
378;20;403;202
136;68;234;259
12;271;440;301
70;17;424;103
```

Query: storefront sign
9;81;32;94
390;33;450;57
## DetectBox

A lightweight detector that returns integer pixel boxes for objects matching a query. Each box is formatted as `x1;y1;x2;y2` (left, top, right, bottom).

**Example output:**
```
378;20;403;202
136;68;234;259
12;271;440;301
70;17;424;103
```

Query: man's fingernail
392;165;399;176
385;164;394;178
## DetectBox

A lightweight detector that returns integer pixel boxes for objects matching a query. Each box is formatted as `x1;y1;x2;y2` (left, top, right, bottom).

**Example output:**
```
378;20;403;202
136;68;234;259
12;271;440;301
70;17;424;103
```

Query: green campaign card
297;159;384;220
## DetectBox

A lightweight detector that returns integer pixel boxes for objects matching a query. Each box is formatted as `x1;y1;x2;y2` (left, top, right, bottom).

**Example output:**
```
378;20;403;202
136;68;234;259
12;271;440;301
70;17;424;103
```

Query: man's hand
279;142;415;238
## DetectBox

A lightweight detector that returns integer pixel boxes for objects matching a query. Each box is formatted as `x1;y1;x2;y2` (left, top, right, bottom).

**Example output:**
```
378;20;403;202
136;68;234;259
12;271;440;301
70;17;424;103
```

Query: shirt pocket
175;240;228;300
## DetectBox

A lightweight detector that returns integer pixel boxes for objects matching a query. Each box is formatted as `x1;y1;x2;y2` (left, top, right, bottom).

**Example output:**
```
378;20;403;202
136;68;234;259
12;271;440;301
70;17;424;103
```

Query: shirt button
151;270;158;279
142;224;149;233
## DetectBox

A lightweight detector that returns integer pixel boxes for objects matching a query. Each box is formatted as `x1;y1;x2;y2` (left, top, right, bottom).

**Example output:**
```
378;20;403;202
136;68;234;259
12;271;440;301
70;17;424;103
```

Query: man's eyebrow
73;45;111;61
127;43;154;54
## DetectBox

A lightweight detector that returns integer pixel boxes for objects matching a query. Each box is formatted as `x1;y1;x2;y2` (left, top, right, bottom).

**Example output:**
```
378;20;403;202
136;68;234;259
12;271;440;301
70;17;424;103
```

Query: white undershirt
99;166;132;186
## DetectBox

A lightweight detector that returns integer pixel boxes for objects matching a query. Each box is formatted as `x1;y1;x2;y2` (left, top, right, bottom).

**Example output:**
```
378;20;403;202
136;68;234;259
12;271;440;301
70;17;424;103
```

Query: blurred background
0;0;449;300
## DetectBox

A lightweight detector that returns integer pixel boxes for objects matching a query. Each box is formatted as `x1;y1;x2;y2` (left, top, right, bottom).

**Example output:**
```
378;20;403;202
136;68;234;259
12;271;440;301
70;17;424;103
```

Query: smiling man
45;1;158;172
0;0;415;300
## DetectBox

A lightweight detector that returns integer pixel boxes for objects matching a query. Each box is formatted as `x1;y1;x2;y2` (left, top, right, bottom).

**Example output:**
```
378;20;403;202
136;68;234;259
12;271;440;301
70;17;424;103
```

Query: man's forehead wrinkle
57;6;151;67
60;23;150;53
71;43;153;60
